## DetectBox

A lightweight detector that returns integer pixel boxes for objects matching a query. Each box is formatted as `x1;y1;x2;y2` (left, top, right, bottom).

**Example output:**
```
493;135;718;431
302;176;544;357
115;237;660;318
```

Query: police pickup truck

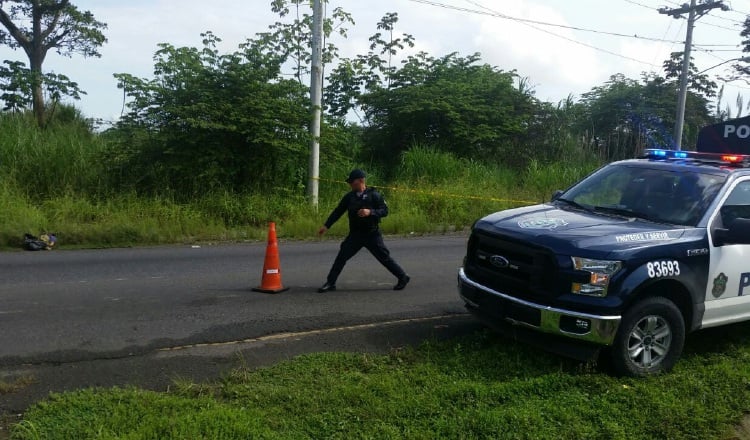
458;148;750;376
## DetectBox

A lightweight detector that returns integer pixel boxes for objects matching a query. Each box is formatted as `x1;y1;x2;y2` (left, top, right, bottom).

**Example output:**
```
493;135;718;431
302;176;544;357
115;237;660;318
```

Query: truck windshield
558;164;725;226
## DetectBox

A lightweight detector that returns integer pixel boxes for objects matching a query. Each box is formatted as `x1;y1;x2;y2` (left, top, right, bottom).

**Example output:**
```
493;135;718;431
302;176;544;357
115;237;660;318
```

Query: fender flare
615;258;704;330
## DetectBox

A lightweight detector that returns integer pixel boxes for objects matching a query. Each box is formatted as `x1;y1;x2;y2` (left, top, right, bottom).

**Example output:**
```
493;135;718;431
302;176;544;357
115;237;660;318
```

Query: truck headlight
571;257;622;297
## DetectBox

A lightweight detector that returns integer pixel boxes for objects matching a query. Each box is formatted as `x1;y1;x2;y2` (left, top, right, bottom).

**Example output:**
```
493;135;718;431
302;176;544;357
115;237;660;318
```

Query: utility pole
659;0;728;150
308;0;323;207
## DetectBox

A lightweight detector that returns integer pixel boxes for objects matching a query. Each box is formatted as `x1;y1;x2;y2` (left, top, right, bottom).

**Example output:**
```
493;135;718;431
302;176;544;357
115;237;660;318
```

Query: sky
1;0;750;127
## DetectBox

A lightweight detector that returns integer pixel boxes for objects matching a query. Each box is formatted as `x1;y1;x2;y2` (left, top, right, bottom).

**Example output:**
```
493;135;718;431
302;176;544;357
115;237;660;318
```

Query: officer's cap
346;169;366;183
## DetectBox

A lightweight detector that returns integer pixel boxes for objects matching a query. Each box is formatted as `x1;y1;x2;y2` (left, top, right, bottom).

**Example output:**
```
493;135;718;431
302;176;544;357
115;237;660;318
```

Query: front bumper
458;268;621;345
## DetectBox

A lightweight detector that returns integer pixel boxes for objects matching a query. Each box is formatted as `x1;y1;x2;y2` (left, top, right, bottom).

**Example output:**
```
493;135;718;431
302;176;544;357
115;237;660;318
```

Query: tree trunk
31;70;45;127
30;2;45;127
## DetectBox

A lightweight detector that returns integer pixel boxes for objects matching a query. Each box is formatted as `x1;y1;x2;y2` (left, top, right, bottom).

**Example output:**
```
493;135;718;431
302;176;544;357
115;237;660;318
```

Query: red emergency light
722;154;743;163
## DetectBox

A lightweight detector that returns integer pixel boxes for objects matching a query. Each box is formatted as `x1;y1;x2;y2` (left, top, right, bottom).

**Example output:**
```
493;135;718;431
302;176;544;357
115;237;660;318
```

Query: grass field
1;143;598;250
7;323;750;439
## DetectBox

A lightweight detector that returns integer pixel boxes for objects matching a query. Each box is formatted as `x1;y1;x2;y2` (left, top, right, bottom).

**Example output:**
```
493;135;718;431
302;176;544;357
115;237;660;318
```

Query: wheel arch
626;279;696;332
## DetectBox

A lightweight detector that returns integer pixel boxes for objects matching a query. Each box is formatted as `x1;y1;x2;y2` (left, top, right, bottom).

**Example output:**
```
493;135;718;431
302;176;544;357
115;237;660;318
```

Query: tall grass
0;112;106;199
523;158;602;201
0;115;602;249
380;147;595;234
399;144;466;182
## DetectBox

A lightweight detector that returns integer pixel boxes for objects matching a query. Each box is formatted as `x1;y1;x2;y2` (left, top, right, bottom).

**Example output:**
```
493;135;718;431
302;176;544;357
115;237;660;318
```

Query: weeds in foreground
0;376;35;395
11;326;750;439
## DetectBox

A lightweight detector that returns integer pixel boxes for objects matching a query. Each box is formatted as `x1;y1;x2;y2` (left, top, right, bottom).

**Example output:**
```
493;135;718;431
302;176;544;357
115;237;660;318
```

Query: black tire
609;297;686;377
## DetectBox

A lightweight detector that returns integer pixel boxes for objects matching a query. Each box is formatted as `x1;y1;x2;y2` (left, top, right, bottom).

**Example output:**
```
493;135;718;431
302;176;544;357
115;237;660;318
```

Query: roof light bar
643;149;750;165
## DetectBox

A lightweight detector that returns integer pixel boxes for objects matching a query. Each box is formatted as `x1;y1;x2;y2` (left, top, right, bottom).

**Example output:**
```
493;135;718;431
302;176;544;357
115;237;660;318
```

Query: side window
724;180;750;205
719;180;750;227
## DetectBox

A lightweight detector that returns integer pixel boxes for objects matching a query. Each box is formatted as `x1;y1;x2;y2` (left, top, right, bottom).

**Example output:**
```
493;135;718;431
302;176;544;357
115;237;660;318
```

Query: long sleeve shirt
323;187;389;234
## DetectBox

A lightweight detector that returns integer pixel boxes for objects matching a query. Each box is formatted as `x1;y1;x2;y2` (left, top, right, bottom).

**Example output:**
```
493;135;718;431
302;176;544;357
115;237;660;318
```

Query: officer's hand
358;208;371;217
318;226;328;235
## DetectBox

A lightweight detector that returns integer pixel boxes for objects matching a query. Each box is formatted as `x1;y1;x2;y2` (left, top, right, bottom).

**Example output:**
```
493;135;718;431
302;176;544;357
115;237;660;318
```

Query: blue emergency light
644;149;688;159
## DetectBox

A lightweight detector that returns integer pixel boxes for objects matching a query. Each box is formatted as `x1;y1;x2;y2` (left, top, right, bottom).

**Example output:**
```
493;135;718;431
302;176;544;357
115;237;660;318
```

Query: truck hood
476;203;692;255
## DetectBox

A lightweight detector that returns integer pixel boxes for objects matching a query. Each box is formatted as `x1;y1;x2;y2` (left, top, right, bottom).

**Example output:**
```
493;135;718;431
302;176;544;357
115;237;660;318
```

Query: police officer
317;169;410;293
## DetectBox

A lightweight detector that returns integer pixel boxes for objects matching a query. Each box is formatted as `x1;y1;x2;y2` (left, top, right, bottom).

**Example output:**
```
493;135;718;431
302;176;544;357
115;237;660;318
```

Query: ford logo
489;255;510;269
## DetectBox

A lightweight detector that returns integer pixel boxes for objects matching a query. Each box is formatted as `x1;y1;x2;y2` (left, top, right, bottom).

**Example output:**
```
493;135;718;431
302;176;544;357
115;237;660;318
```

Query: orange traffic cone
253;222;289;293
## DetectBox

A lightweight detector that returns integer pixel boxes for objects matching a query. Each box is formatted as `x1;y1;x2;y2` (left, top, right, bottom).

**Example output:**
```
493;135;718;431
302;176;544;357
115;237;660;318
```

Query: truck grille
464;230;558;299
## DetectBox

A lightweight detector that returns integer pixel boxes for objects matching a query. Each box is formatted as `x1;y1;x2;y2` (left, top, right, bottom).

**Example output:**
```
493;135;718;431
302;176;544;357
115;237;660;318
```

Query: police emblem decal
712;272;728;298
517;217;568;229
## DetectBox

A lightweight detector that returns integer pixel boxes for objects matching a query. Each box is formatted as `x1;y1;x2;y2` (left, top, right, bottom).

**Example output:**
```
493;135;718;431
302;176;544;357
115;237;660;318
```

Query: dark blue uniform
322;187;408;287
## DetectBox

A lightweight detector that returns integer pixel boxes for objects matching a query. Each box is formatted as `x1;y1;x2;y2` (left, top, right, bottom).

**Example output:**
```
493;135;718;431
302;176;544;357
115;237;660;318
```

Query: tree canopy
110;32;311;196
359;52;536;167
0;0;106;126
579;72;713;159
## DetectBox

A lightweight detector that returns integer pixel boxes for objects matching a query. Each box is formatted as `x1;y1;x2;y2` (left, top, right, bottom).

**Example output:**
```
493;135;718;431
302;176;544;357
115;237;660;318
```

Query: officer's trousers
326;230;407;285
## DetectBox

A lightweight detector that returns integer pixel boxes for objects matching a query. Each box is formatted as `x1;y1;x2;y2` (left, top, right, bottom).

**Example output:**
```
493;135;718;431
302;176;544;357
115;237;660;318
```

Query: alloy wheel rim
627;315;672;368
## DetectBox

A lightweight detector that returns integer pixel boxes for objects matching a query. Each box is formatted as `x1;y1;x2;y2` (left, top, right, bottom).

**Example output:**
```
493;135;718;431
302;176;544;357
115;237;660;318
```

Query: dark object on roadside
23;233;56;251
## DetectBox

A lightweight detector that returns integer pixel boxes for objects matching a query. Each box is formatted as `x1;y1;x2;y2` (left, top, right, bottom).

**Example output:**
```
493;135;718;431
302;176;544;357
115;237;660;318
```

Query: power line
407;0;684;44
636;0;744;28
409;0;747;76
702;10;745;24
724;1;750;17
622;0;737;26
696;47;743;51
623;0;657;9
650;0;744;55
463;0;658;66
412;0;736;51
403;0;676;68
652;9;681;66
698;18;743;31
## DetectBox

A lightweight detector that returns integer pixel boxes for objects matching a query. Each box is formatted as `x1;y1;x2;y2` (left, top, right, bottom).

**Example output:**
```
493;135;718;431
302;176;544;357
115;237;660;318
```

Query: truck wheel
609;297;685;377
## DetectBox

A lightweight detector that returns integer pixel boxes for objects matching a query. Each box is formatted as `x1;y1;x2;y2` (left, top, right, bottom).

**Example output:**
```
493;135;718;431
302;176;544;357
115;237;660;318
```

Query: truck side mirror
713;217;750;246
551;190;564;201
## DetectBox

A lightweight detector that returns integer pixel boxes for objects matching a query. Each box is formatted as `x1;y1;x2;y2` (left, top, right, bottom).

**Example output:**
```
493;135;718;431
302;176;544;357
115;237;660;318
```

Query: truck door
703;178;750;327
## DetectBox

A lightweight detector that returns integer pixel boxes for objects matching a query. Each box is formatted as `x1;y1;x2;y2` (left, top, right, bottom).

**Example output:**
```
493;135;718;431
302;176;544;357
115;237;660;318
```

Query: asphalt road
0;234;482;413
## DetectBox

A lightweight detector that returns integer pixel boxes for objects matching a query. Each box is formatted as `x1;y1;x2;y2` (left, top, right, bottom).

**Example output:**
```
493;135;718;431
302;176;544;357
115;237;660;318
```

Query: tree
264;0;353;85
358;52;536;167
579;72;713;159
325;13;539;168
0;58;84;116
324;12;414;120
110;32;310;196
729;15;750;81
719;15;750;118
524;94;591;163
0;0;106;126
662;51;717;99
